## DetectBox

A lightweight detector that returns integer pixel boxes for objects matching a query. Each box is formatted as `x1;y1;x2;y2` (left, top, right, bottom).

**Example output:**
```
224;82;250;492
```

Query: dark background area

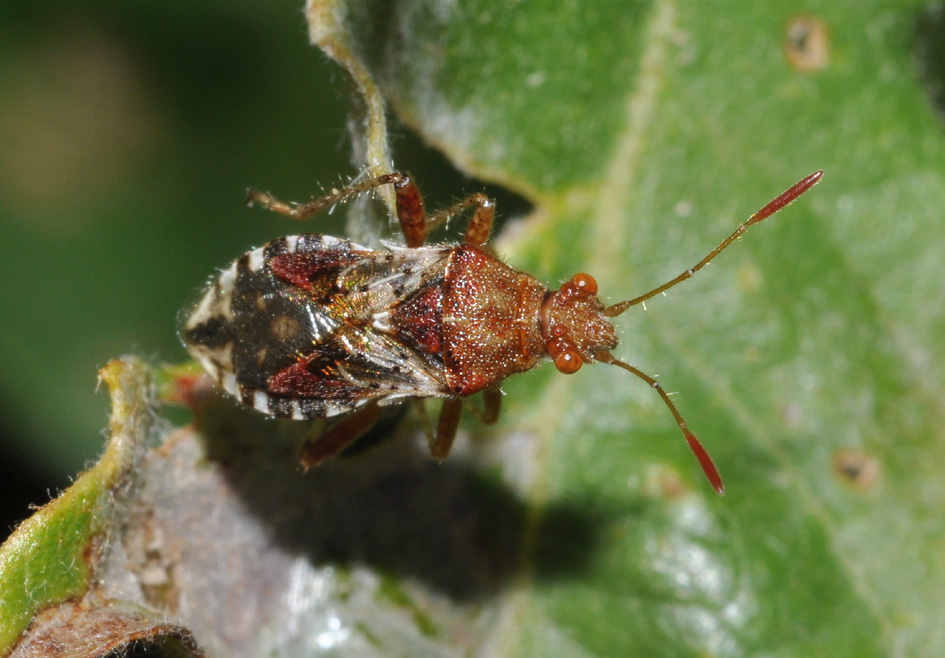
0;0;350;534
0;0;530;538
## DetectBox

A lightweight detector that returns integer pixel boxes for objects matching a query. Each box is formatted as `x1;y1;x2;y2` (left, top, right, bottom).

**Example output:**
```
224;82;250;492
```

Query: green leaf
328;0;945;655
0;359;204;656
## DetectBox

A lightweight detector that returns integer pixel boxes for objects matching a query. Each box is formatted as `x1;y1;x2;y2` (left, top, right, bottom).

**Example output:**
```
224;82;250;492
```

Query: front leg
246;172;430;247
247;172;496;248
428;193;495;247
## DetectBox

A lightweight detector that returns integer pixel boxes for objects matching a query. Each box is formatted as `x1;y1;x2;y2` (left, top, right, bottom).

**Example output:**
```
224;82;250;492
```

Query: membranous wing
181;234;452;419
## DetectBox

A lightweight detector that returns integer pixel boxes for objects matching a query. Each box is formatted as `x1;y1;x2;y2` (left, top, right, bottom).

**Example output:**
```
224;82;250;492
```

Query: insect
181;170;823;493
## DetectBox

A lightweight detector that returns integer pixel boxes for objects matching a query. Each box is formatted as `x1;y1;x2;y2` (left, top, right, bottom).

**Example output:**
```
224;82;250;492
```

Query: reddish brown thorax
392;247;620;395
540;273;618;375
439;245;547;396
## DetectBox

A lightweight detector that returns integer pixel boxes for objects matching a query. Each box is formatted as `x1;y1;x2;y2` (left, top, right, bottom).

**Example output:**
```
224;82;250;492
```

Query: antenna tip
782;169;824;197
683;429;725;495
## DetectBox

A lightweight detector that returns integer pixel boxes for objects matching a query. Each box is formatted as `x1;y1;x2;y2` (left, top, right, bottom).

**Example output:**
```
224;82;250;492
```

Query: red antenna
604;171;824;317
601;170;824;494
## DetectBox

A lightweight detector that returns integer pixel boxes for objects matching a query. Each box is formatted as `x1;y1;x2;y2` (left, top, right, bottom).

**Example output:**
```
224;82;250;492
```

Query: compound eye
572;273;598;296
554;349;583;374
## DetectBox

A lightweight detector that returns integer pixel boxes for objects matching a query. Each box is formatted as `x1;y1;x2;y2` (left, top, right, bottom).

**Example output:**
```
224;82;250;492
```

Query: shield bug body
181;170;823;493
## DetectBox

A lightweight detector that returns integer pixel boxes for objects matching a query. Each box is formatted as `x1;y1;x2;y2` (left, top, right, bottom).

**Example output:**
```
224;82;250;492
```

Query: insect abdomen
388;283;445;357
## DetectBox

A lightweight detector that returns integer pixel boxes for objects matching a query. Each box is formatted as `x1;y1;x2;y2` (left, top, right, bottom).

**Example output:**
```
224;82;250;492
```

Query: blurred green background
0;1;341;523
0;0;525;531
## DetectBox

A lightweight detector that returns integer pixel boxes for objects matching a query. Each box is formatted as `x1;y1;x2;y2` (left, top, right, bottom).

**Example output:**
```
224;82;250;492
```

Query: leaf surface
335;1;945;655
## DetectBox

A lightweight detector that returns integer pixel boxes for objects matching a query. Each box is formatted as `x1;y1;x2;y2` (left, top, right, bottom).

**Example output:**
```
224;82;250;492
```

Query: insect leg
247;173;498;248
481;387;502;424
462;387;502;425
298;402;382;469
412;399;434;440
246;172;429;244
430;398;464;460
428;194;496;247
386;173;428;248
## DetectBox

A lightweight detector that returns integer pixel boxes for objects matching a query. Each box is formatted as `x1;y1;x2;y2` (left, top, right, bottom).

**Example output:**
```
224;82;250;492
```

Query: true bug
181;170;822;493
